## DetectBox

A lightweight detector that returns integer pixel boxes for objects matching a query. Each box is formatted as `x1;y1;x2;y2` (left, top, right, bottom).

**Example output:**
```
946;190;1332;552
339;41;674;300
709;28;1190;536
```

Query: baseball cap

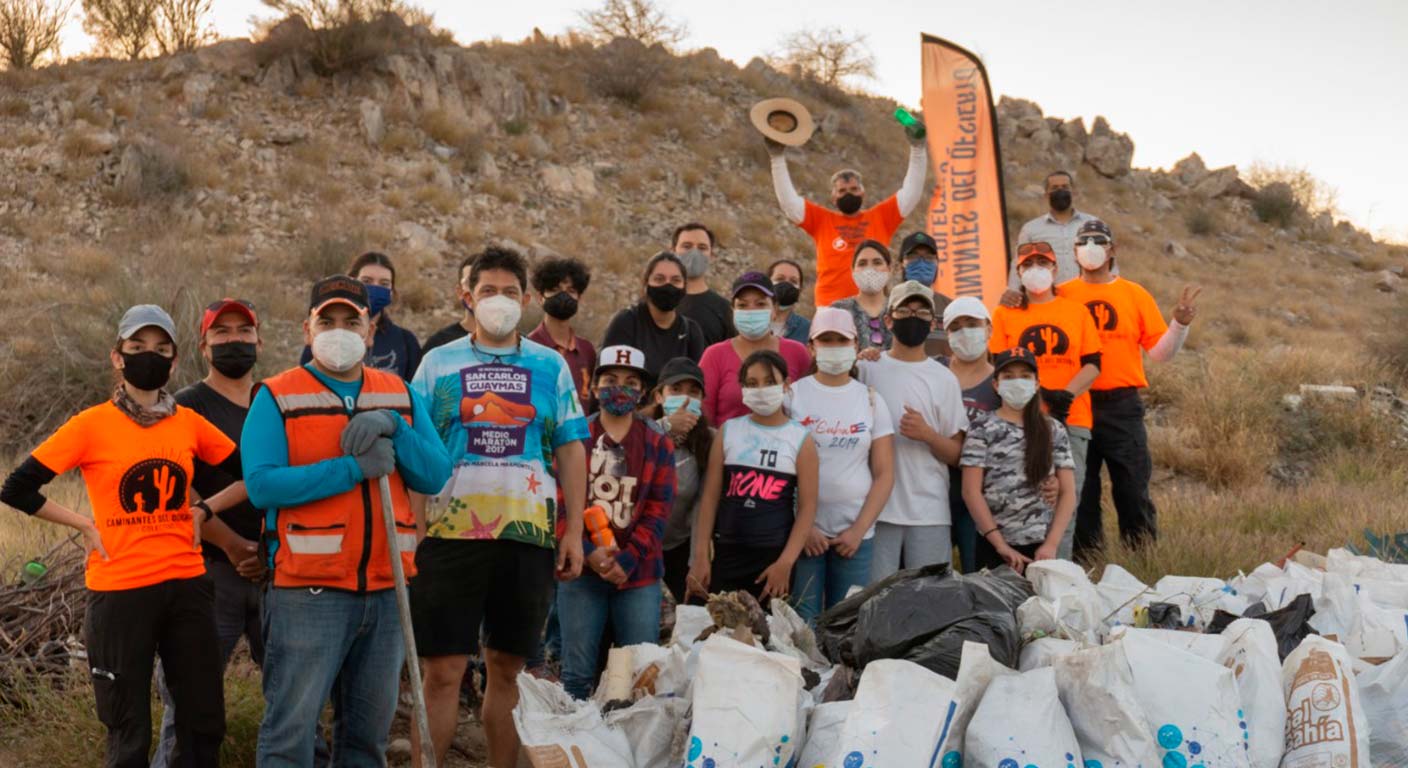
658;356;705;388
200;298;258;336
309;275;369;315
1015;241;1057;266
887;280;935;312
992;347;1039;376
942;296;991;328
118;304;177;341
597;345;648;378
730;271;775;300
1077;219;1113;241
899;231;939;260
809;306;857;340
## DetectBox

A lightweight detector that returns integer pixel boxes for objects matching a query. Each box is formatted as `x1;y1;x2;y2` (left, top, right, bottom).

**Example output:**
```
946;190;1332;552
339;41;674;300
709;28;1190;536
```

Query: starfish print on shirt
463;508;502;540
525;472;542;495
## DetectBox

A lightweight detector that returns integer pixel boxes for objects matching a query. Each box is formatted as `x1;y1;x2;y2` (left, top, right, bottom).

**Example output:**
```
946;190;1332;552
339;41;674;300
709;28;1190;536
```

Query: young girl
651;356;715;604
0;305;250;768
688;350;818;602
830;240;894;351
699;271;812;425
959;348;1076;574
787;308;895;621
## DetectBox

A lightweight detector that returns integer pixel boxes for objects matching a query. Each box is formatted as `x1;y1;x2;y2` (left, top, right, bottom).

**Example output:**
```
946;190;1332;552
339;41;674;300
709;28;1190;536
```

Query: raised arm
768;143;806;225
895;143;928;216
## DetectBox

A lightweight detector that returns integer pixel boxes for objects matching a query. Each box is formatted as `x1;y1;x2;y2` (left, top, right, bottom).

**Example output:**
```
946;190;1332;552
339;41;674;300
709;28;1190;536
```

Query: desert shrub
1246;161;1338;217
585;36;668;105
152;0;211;54
575;0;685;48
0;0;71;69
1252;181;1298;228
255;1;436;75
81;0;156;60
772;27;875;89
1183;207;1218;236
110;140;190;203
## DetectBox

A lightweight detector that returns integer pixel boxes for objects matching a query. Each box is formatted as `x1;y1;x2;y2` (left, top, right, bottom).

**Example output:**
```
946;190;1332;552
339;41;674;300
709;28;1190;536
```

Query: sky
60;0;1408;241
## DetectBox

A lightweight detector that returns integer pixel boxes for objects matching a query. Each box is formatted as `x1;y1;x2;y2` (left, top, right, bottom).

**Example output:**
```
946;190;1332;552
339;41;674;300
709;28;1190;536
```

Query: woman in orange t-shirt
0;305;249;768
989;242;1102;559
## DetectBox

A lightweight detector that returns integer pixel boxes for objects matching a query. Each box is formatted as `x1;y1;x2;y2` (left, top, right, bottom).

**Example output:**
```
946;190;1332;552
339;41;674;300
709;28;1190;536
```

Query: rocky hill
1;26;1405;462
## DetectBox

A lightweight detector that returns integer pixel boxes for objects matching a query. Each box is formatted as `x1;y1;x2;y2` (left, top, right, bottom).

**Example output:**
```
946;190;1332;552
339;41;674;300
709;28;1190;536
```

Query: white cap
942;296;991;328
597;345;648;377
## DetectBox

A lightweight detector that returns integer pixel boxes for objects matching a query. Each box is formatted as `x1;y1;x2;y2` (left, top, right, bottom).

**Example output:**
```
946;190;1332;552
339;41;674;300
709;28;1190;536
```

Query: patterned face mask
597;385;641;416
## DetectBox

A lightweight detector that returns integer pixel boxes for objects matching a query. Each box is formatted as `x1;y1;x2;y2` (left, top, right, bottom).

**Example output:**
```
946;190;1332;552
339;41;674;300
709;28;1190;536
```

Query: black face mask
646;283;685;312
542;292;579;321
209;341;257;379
891;316;931;348
120;351;174;391
773;281;801;309
1049;189;1072;212
836;193;864;215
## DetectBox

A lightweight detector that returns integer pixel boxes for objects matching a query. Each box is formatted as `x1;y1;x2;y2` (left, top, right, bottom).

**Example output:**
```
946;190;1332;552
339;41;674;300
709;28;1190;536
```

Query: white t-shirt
788;377;895;538
858;354;969;526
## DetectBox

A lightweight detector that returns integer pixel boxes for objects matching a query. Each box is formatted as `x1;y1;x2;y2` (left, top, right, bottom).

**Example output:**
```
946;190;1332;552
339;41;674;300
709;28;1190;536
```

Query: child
688;350;818;601
650;357;714;604
960;348;1076;574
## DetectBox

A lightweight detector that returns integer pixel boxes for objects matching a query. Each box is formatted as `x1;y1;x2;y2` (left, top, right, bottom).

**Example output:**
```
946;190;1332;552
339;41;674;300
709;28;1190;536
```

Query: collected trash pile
514;550;1408;767
0;536;88;683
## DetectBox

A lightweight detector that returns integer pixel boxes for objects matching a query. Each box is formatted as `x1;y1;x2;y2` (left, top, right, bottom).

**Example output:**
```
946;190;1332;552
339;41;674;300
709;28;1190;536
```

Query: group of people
0;123;1200;768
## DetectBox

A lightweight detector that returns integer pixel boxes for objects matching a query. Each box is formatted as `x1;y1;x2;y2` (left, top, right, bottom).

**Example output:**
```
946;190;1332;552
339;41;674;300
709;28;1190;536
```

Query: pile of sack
513;549;1408;767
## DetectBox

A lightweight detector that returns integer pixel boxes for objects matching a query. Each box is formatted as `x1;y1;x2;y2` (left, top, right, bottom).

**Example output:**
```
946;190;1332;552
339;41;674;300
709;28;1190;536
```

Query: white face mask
311;328;366;373
852;268;890;295
997;377;1039;409
1020;265;1054;294
474;295;523;338
742;384;785;416
948;327;990;362
1076;243;1108;270
814;345;857;375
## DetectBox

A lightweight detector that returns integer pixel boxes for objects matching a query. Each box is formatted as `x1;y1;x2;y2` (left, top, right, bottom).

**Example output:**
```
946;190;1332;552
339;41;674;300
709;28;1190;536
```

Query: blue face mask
904;259;938;286
365;284;393;317
733;308;772;340
663;394;702;417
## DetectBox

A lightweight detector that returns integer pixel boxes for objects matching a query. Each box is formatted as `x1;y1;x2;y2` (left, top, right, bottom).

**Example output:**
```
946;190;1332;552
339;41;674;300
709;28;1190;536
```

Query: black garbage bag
1206;592;1316;660
814;564;1032;679
1146;602;1183;629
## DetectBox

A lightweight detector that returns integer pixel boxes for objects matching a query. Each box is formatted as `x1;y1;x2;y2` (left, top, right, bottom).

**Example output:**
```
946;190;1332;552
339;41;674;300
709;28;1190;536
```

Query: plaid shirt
560;415;675;589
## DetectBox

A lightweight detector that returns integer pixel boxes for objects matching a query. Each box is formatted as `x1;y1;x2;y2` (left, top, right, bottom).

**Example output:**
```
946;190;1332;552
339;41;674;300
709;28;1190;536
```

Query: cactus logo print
118;459;188;514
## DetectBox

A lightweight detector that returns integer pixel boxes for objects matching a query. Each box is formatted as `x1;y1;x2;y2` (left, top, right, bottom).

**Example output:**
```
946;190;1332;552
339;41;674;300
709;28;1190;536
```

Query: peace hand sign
1174;286;1202;325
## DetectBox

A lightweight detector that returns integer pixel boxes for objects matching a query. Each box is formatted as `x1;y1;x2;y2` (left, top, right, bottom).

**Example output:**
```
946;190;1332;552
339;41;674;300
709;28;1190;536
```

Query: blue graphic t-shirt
411;335;588;548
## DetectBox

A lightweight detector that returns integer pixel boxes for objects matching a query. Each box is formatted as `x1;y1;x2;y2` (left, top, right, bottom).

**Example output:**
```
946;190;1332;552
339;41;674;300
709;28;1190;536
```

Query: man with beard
767;124;928;307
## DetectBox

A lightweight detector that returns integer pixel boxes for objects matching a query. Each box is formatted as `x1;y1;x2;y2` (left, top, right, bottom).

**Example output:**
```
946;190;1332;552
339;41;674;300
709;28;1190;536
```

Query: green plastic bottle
21;560;47;586
894;107;926;140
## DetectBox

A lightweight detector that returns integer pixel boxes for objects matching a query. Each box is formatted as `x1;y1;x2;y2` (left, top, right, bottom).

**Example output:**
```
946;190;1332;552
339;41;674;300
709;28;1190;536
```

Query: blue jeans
555;574;661;700
791;538;875;623
257;587;404;768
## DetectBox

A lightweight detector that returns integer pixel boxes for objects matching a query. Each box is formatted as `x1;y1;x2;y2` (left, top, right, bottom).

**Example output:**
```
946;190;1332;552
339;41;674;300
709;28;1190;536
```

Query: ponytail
1022;389;1054;487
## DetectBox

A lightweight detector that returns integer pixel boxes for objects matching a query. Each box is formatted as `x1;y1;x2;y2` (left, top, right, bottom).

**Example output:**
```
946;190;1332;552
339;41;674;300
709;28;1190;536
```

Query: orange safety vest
262;366;418;592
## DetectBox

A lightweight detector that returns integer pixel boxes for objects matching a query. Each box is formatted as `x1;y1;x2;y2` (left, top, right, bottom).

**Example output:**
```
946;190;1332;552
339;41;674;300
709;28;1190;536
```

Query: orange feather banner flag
920;34;1010;307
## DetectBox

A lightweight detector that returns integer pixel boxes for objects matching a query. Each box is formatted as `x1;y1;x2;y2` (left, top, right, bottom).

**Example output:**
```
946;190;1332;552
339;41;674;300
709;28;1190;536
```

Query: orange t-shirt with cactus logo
31;402;236;591
1057;277;1168;391
990;295;1103;429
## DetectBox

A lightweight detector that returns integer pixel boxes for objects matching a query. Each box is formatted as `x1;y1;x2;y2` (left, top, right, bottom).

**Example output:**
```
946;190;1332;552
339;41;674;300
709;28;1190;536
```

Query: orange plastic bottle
584;505;616;549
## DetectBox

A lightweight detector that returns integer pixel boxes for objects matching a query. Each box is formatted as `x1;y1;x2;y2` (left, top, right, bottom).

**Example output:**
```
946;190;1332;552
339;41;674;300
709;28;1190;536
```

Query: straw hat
749;97;816;147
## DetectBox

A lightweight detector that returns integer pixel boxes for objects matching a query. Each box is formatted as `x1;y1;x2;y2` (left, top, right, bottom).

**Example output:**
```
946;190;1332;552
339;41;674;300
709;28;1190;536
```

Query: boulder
397;221;447;254
1083;117;1133;178
996;96;1043;123
1058;117;1087;147
1163;240;1191;259
182;74;214;117
1190;166;1243;198
1375;270;1401;293
1150;193;1175;213
1172;153;1208;186
1016;114;1046;138
358;99;385;146
540;164;597;198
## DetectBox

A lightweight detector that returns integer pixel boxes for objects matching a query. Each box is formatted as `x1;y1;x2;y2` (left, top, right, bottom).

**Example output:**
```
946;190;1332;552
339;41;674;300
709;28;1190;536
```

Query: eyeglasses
1016;242;1055;259
890;308;935;322
1075;235;1111;246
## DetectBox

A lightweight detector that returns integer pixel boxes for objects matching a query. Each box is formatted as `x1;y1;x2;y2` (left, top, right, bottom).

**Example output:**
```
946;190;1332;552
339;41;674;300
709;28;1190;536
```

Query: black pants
974;538;1040;571
85;576;224;768
662;542;691;604
711;541;785;602
1074;389;1158;559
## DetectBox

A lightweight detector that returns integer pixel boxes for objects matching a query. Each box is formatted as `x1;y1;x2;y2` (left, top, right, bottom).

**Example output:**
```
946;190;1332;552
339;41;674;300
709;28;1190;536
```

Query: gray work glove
341;410;400;455
353;437;395;480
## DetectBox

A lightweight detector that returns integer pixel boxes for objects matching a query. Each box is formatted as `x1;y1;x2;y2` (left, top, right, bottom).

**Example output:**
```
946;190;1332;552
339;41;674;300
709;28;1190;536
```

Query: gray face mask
677;248;709;279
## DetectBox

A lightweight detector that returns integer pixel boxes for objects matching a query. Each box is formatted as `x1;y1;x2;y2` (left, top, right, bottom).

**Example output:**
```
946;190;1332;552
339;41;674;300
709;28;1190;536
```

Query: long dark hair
738;349;788;385
851;239;892;267
348;251;396;286
1021;385;1053;487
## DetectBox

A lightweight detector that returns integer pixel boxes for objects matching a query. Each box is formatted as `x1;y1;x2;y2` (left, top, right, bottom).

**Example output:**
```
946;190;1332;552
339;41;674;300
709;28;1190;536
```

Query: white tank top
715;415;809;548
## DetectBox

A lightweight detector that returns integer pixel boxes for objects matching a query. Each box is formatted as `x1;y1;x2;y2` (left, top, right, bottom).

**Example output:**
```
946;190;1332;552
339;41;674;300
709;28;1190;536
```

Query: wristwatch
193;500;213;524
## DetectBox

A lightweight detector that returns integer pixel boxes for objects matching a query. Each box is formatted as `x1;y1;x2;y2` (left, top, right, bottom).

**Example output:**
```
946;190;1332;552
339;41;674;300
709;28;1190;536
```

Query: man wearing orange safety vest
242;275;451;767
